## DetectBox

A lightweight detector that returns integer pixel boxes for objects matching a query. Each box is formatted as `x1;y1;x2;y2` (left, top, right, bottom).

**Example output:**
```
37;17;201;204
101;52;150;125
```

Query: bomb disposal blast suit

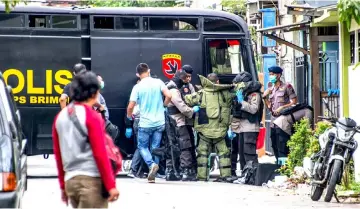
184;75;245;182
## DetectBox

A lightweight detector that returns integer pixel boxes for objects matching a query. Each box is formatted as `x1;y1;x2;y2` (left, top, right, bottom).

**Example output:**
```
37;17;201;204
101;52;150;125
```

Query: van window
0;14;24;27
115;17;139;30
208;39;244;75
145;17;198;31
52;15;77;29
204;18;241;32
29;15;50;28
93;16;114;29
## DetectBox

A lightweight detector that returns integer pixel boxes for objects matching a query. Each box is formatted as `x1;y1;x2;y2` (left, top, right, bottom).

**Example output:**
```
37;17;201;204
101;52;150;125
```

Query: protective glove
236;90;244;103
227;128;236;140
193;105;200;113
125;128;133;139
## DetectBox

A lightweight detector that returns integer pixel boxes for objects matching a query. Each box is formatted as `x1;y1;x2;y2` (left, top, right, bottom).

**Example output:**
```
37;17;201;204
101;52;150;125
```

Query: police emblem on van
162;54;182;79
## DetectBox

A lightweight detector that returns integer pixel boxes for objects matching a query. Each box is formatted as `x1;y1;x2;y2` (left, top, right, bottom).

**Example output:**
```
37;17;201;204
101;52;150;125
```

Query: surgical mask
100;81;105;89
269;75;277;84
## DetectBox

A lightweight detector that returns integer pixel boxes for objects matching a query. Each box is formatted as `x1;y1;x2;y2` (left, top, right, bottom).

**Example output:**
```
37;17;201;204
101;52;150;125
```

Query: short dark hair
175;70;188;81
207;73;219;83
70;71;100;102
136;63;149;75
73;63;87;75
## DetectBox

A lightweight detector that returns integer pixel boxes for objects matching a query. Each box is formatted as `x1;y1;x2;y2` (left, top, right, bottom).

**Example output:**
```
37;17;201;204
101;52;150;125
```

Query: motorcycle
310;114;359;202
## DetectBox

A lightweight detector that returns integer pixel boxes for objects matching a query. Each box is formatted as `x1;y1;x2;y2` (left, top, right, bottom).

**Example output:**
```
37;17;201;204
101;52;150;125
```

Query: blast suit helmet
233;71;252;84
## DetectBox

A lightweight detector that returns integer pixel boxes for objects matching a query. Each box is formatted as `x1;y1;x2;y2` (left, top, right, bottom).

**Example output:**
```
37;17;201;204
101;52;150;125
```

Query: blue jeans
138;124;165;168
131;118;146;173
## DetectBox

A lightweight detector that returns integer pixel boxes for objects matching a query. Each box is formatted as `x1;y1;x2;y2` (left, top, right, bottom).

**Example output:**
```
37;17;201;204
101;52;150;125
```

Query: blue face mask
100;81;105;89
269;75;277;84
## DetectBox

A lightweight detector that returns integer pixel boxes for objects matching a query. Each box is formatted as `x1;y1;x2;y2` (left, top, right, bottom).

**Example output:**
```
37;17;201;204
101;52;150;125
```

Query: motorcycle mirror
322;98;335;117
322;98;328;105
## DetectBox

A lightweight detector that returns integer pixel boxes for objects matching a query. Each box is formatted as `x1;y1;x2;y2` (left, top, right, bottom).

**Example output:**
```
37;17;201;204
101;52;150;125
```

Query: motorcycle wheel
324;159;342;202
310;185;324;201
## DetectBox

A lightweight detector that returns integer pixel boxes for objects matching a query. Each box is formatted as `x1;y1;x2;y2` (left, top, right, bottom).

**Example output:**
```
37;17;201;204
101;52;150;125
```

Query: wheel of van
324;159;342;202
310;185;324;201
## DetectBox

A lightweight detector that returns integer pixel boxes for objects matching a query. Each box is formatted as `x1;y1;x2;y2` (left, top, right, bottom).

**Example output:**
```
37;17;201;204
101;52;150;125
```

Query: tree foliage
221;0;247;17
1;0;26;13
338;0;360;30
87;0;177;7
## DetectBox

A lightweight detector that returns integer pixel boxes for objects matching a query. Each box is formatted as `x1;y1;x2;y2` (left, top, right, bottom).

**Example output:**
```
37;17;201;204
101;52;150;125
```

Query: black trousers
186;125;197;169
178;125;194;169
270;126;291;160
230;132;258;173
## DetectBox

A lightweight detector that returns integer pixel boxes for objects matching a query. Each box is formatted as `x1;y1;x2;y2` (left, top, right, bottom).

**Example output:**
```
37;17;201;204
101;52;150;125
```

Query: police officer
263;66;298;160
166;70;199;181
230;72;263;174
273;107;313;138
184;73;238;182
179;65;197;172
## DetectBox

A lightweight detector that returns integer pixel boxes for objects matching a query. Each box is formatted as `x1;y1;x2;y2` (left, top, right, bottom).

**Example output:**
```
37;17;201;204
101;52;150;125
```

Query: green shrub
306;121;332;157
278;119;332;177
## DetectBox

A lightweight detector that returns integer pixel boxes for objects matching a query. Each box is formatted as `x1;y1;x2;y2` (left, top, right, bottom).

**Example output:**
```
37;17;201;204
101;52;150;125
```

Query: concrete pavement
23;177;359;209
25;155;359;209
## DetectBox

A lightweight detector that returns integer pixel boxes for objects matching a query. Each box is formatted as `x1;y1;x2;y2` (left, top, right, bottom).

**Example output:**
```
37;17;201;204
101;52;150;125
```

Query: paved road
23;177;359;209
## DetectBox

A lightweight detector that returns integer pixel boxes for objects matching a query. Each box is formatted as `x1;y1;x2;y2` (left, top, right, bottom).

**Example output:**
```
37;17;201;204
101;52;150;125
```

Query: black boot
165;168;181;181
213;176;238;183
182;168;197;181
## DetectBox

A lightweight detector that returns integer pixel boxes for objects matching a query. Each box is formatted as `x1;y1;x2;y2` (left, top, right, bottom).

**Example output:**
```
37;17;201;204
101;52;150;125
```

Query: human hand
61;189;68;206
274;106;284;115
108;188;120;202
227;128;236;140
193;106;200;113
264;88;272;97
125;128;133;138
236;90;243;103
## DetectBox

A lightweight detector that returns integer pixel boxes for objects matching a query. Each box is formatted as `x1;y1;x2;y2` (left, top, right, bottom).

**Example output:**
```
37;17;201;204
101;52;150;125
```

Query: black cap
268;66;283;74
73;63;87;75
182;65;193;74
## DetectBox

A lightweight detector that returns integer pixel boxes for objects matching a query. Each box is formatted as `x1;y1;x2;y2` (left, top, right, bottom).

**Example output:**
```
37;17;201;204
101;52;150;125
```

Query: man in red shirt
53;71;119;208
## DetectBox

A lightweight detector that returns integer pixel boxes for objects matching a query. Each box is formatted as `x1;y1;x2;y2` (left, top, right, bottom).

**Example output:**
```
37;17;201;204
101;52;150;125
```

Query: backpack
67;103;123;174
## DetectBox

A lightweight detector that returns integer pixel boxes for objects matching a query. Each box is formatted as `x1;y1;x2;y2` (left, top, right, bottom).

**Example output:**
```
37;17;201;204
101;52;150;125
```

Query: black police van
0;5;258;158
0;72;27;208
